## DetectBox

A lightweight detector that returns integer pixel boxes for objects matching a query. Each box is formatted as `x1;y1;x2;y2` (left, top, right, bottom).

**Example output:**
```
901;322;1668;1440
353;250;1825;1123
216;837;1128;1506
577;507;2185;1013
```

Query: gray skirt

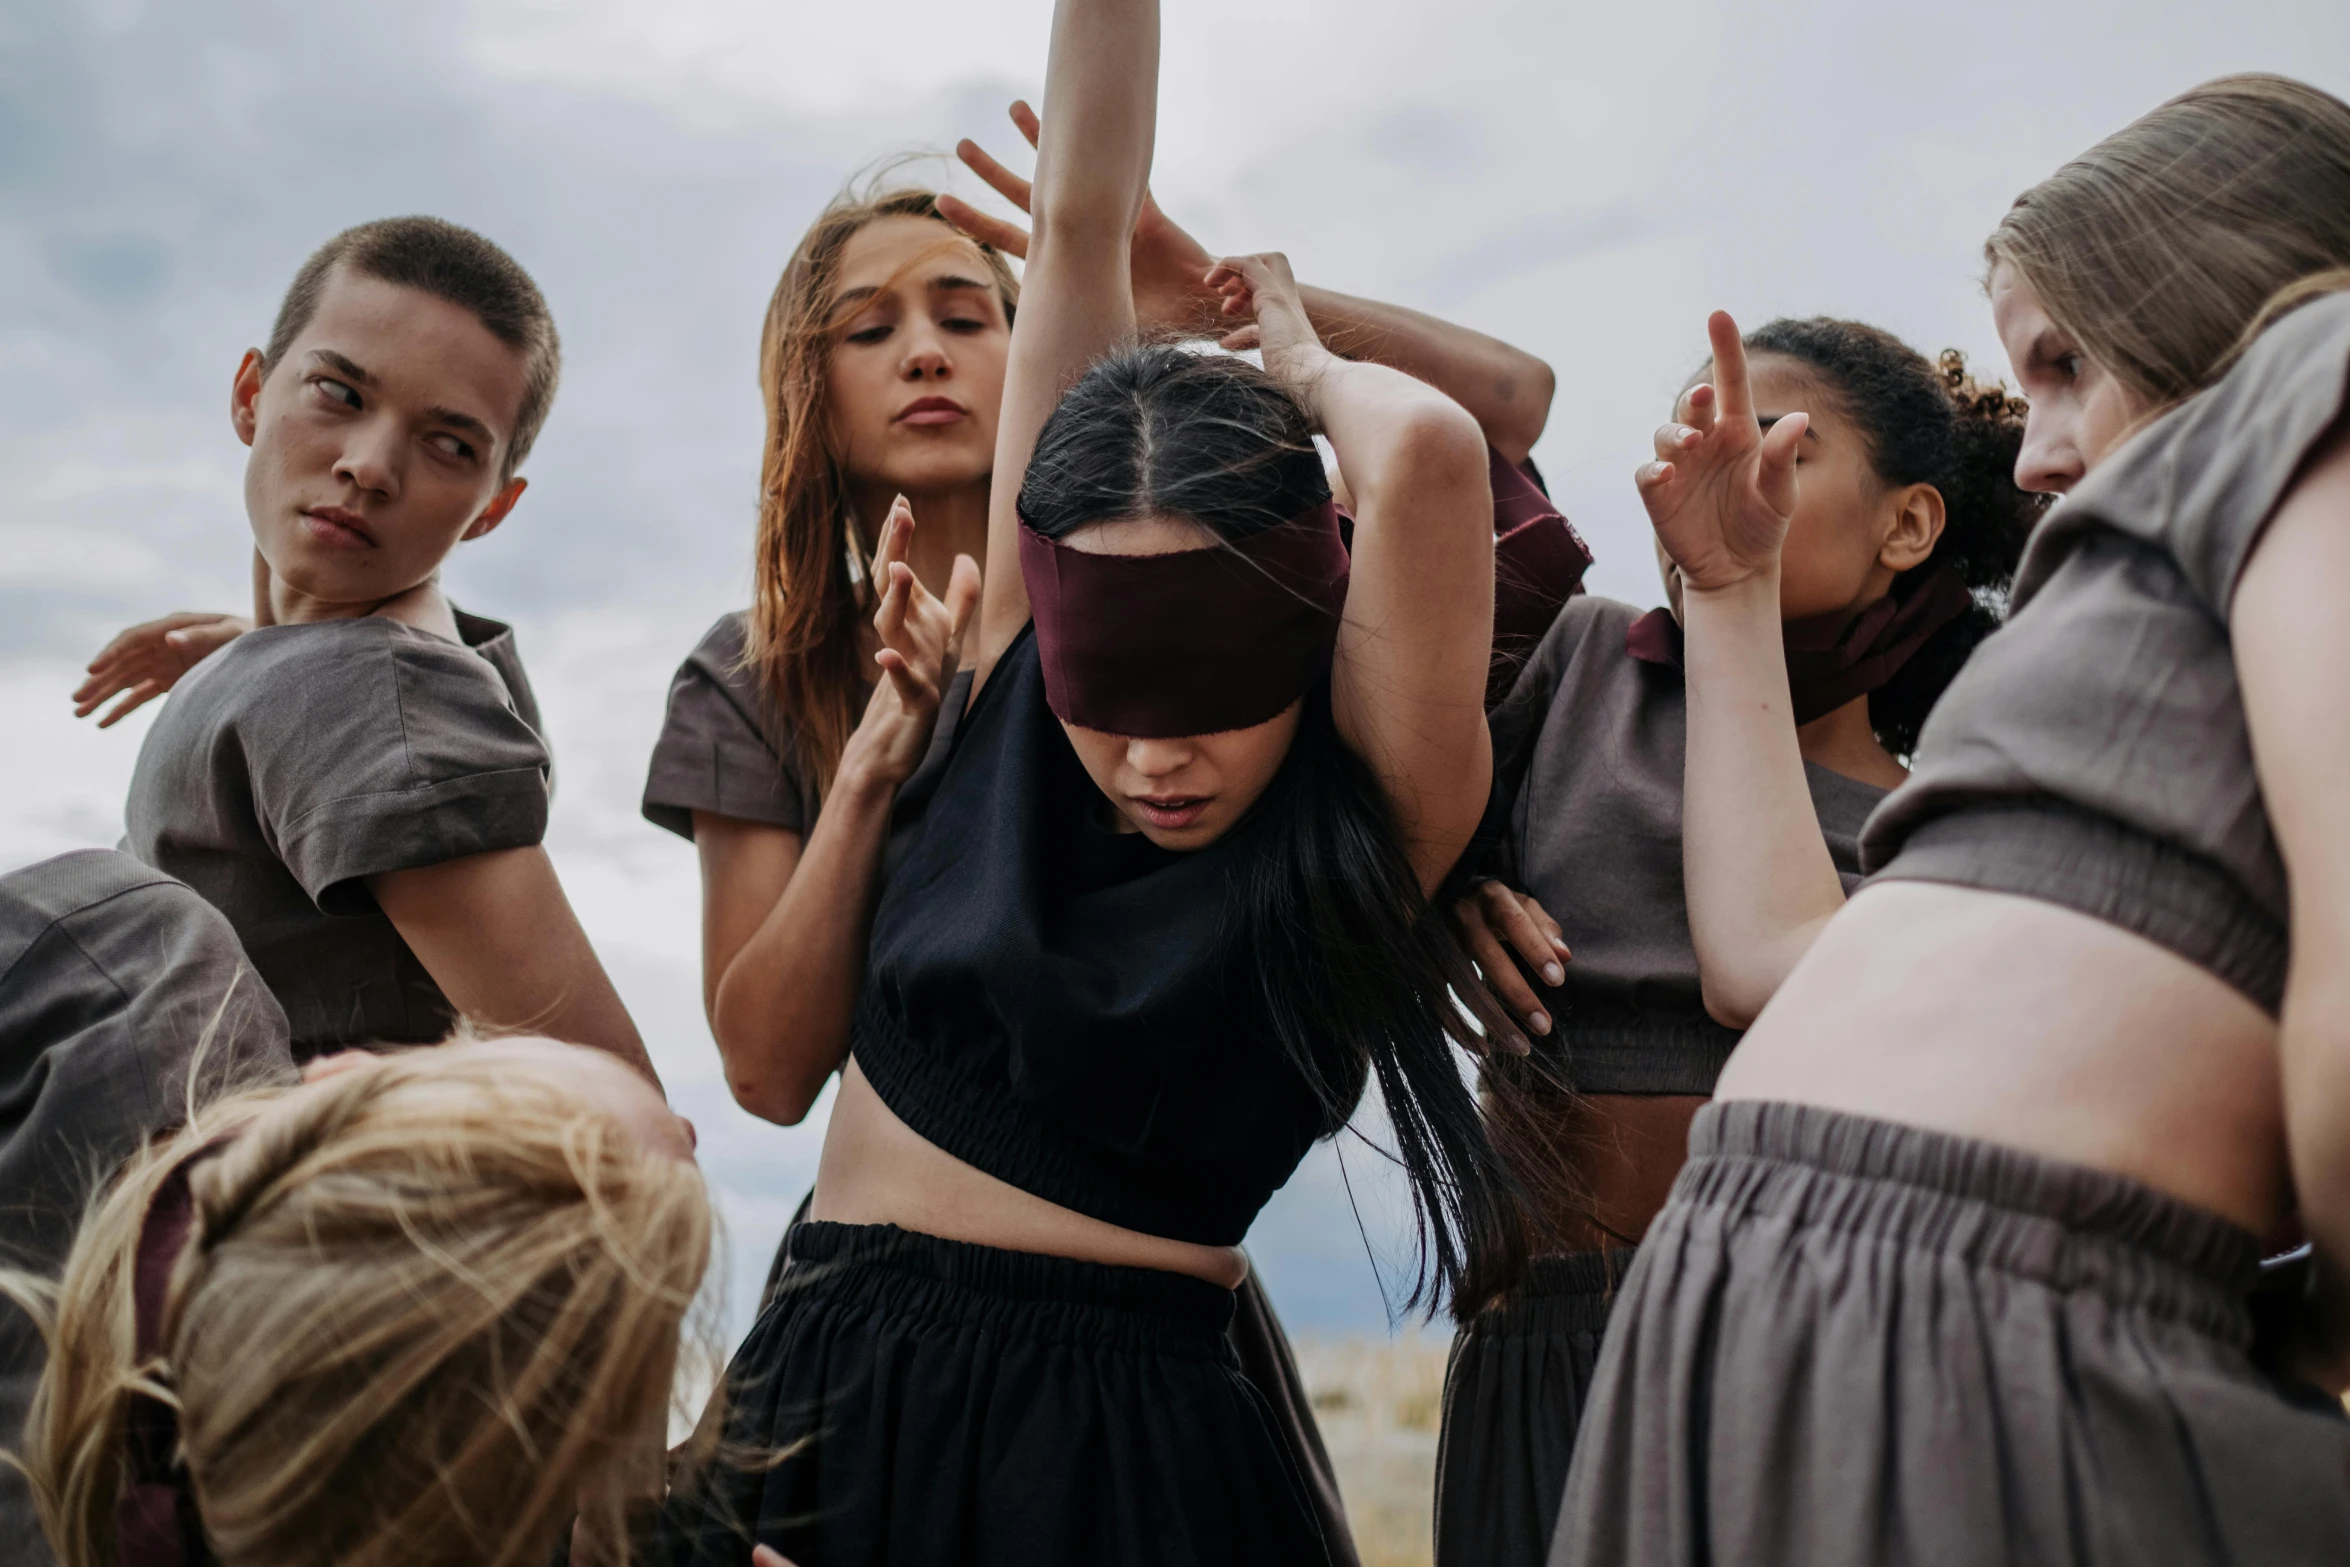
1552;1100;2350;1567
1434;1247;1636;1567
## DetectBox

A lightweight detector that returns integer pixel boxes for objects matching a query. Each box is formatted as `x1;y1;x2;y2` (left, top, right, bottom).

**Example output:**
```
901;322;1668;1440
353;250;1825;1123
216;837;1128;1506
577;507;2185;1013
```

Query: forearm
1301;285;1553;463
1029;0;1156;245
1679;573;1848;1026
2285;965;2350;1310
709;764;898;1124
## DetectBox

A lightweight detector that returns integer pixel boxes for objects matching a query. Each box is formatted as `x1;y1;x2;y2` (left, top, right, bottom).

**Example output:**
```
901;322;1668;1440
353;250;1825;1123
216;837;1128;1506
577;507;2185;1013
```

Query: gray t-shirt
641;611;973;877
124;610;550;1056
1493;596;1886;1094
0;850;295;1561
1866;290;2350;1015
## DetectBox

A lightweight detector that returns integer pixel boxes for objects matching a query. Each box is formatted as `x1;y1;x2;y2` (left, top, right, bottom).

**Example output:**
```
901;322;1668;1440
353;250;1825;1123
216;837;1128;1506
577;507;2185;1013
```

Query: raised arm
2238;421;2350;1379
970;0;1157;683
1642;311;1844;1027
942;101;1555;462
700;501;978;1124
1211;256;1494;891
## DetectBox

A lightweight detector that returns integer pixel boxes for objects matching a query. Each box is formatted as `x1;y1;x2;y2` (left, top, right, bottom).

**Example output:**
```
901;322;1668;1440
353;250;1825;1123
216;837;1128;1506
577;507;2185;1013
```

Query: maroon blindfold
1018;501;1351;737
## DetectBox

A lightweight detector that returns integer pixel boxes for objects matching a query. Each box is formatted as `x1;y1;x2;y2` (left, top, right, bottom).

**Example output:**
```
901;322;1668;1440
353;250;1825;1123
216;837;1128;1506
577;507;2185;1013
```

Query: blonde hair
3;1044;710;1567
742;182;1019;800
1986;73;2350;407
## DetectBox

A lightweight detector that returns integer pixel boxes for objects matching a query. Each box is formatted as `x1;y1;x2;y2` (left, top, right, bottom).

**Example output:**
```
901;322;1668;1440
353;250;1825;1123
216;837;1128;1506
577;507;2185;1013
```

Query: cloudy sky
5;0;2346;1341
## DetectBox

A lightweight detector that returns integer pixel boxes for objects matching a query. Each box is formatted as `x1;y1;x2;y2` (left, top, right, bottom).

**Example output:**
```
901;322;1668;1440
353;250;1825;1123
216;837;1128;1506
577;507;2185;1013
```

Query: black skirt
1552;1101;2350;1567
1434;1247;1634;1567
661;1221;1339;1567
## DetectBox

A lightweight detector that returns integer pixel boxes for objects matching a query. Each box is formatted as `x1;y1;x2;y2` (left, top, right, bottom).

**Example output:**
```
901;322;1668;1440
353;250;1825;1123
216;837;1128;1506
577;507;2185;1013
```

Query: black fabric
657;1221;1337;1567
852;628;1344;1247
124;609;548;1055
752;1194;1362;1565
0;850;295;1566
1434;1248;1632;1567
1865;292;2350;1014
1552;1101;2350;1567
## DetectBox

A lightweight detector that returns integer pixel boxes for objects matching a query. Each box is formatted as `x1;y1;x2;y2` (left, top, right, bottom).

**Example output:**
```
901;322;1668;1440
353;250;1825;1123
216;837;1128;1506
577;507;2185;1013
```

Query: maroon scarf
1017;500;1351;738
1488;448;1593;705
1624;566;1975;724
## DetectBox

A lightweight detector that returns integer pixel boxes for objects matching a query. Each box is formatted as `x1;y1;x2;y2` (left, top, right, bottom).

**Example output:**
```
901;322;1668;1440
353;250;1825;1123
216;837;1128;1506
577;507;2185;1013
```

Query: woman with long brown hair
1554;73;2350;1565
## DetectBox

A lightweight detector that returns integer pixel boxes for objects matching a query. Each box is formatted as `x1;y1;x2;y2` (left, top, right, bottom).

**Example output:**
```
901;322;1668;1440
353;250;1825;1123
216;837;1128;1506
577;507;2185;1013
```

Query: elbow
711;1014;826;1127
1387;400;1492;507
1493;354;1556;465
1698;973;1764;1032
730;1075;818;1127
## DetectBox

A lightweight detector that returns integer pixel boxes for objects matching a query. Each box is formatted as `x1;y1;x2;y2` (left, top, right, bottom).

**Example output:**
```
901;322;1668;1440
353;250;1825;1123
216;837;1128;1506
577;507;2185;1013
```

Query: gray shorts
1552;1100;2350;1567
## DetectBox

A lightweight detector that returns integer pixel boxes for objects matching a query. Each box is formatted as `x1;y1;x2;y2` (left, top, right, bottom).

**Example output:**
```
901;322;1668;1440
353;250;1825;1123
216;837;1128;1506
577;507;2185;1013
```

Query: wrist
1679;565;1782;613
832;739;911;803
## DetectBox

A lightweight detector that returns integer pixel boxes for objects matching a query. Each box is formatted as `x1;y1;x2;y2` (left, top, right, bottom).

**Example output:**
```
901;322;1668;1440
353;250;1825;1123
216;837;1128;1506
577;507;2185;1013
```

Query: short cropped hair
262;216;562;480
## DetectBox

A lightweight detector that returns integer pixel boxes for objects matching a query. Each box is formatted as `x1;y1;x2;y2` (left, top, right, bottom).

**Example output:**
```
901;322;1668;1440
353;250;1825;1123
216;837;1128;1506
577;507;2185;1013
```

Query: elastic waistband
782;1221;1239;1354
1540;989;1740;1096
1683;1102;2262;1337
1467;1247;1638;1338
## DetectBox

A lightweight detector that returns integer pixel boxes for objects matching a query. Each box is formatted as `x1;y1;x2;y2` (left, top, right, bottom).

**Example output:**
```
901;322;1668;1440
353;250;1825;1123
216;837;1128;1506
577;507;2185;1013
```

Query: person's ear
230;349;267;448
1880;482;1945;574
462;476;528;542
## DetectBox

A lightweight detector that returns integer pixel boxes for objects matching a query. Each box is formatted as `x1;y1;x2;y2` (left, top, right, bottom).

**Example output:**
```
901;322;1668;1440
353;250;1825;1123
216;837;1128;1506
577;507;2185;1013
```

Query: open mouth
1129;795;1210;831
895;396;969;428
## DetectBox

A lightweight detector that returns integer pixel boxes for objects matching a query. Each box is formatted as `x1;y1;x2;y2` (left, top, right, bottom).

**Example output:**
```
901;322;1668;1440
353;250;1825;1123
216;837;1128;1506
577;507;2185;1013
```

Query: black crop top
850;628;1348;1248
1865;291;2350;1014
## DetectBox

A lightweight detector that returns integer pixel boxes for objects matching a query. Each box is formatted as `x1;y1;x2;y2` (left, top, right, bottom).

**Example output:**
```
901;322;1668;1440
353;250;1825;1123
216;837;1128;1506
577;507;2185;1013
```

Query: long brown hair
743;184;1020;798
2;1043;711;1567
1986;73;2350;408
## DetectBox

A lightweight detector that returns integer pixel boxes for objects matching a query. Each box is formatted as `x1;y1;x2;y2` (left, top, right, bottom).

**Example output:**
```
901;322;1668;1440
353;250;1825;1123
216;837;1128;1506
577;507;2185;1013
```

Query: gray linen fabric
0;849;296;1563
1490;595;1884;1095
124;611;549;1055
1552;1102;2350;1567
1865;291;2350;1013
641;612;845;841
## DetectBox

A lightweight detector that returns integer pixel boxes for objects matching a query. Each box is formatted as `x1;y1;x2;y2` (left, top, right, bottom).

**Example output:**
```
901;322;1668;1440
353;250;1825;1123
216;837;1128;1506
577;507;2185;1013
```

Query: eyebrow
306;348;497;443
836;275;997;309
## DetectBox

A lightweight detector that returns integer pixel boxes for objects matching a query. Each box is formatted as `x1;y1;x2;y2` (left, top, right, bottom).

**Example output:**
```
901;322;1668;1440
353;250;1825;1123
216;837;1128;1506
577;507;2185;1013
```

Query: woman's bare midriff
1534;1093;1708;1252
810;1058;1251;1289
1716;880;2290;1235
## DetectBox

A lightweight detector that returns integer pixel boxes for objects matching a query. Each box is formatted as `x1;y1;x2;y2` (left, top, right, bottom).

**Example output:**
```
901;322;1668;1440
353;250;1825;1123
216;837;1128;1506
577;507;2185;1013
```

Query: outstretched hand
937;99;1226;339
1449;881;1572;1051
73;611;253;726
1636;310;1808;594
855;496;982;785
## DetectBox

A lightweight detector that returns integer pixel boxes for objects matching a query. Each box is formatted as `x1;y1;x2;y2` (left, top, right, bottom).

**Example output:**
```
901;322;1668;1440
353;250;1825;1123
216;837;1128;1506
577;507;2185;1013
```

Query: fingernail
1510;1033;1532;1056
1530;1012;1551;1035
1542;963;1564;985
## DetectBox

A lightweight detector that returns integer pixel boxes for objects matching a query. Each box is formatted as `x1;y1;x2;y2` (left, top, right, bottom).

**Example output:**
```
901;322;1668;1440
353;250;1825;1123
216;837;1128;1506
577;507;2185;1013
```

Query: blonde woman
3;1035;707;1567
1557;74;2350;1565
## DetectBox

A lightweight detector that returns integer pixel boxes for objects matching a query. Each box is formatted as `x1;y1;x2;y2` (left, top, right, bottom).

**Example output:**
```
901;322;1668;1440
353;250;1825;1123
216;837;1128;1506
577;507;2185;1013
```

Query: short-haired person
74;217;657;1079
0;850;294;1567
637;119;1582;1560
1438;320;2040;1567
1554;74;2350;1565
656;1;1527;1560
3;1034;706;1567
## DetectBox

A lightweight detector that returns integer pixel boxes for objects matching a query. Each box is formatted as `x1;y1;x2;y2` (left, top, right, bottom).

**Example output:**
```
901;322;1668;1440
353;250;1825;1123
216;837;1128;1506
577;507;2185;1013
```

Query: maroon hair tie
1625;565;1975;724
1018;500;1351;738
116;1148;221;1567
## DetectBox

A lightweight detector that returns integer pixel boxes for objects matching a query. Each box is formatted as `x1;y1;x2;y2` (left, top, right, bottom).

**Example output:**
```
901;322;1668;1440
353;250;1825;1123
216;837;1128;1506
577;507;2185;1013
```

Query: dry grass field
1294;1332;1454;1567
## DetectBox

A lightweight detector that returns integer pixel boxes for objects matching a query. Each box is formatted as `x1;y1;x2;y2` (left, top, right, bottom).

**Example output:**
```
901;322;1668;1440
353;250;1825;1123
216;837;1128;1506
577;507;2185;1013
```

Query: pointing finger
1010;100;1042;151
935;193;1030;260
1707;310;1754;426
953;138;1034;216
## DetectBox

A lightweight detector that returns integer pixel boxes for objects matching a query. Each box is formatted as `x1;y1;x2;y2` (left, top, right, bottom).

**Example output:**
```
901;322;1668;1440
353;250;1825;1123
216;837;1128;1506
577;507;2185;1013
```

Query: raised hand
853;497;982;785
73;611;253;726
1636;310;1809;593
1202;252;1325;383
938;99;1225;338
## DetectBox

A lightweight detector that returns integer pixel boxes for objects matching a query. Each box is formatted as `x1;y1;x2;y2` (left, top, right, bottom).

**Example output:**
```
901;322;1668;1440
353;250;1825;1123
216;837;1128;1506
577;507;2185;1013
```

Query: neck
1794;694;1907;789
843;475;992;596
267;573;462;643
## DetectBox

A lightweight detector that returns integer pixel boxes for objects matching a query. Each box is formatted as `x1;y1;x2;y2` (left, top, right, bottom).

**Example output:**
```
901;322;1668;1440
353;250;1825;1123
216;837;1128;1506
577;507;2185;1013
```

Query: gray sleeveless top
1865;290;2350;1013
1494;596;1885;1094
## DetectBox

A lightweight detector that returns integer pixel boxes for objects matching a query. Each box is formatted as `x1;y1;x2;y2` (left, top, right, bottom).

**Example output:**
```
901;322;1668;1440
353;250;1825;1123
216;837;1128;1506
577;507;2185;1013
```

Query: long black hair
1019;343;1529;1315
1739;318;2049;754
